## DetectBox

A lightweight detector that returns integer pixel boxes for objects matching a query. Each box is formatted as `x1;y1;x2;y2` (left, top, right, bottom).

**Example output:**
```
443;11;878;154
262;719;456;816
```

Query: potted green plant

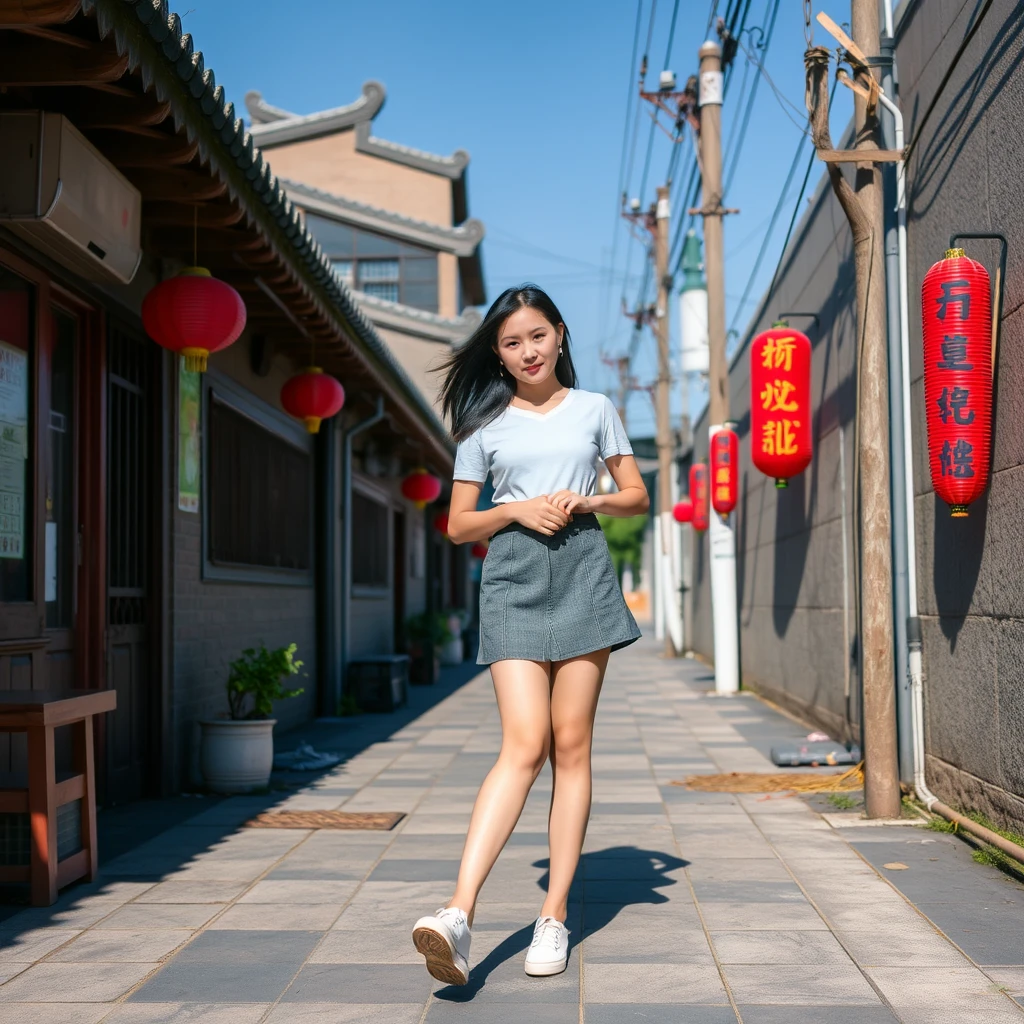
403;612;452;685
199;643;304;793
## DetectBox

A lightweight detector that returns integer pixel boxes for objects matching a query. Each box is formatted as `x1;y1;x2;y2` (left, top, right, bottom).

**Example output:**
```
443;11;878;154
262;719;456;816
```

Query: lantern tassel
304;416;322;434
775;479;788;489
183;348;208;373
950;504;969;518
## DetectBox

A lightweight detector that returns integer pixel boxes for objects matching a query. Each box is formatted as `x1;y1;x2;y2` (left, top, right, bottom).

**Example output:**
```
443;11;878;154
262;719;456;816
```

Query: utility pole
806;6;901;817
654;184;675;658
696;38;740;694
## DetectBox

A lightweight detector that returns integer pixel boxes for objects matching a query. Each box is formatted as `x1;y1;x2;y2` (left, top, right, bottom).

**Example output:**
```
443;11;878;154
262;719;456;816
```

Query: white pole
708;423;739;693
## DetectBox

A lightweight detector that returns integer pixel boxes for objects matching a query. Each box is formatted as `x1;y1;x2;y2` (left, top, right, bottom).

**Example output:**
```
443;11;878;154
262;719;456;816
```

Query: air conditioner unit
0;111;142;285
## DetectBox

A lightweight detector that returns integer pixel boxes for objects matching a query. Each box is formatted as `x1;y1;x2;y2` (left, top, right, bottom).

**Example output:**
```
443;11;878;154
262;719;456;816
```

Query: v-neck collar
506;388;576;422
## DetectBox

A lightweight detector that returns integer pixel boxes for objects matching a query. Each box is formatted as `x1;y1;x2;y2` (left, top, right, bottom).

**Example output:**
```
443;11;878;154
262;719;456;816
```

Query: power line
600;0;645;337
722;0;782;195
728;77;840;355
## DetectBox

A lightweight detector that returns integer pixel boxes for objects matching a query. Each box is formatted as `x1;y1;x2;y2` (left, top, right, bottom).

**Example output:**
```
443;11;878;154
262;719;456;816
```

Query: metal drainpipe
878;32;914;783
339;395;385;711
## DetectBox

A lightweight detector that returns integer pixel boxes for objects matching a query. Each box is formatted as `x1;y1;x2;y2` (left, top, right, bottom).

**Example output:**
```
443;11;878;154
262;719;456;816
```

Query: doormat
243;811;406;830
672;763;864;794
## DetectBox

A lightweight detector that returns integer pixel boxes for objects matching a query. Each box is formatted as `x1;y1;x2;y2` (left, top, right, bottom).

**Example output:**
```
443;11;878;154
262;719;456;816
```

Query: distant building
245;82;486;413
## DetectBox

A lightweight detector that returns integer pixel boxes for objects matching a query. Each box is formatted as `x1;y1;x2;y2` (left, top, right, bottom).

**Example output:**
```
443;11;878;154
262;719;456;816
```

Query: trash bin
346;655;409;713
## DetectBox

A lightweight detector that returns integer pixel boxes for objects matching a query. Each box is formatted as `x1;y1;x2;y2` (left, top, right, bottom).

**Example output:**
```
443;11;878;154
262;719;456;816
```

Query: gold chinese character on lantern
760;335;796;372
715;467;729;484
715;485;730;504
761;419;800;456
759;378;799;412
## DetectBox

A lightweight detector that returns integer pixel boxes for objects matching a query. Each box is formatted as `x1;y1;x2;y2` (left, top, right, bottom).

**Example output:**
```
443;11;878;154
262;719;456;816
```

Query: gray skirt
477;512;642;665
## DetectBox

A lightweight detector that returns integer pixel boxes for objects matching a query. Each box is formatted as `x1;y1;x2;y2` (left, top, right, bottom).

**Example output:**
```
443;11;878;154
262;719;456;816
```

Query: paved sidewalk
1;636;1022;1022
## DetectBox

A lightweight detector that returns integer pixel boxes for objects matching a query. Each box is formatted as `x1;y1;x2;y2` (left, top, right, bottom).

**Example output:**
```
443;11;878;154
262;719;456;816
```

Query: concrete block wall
691;0;1024;828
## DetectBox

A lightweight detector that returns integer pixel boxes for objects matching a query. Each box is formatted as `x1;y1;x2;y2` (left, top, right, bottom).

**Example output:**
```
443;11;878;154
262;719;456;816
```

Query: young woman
411;284;648;986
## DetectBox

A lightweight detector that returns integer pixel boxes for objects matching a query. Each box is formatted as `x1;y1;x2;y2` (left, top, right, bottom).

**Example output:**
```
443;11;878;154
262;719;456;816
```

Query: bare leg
449;659;552;924
541;648;609;922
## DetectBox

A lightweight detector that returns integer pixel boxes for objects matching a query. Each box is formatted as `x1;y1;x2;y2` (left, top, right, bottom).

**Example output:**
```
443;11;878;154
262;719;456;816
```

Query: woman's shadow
434;845;688;1000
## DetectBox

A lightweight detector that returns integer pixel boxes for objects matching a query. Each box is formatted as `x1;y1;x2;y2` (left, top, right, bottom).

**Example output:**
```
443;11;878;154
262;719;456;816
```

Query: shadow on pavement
434;845;688;1000
0;659;486;927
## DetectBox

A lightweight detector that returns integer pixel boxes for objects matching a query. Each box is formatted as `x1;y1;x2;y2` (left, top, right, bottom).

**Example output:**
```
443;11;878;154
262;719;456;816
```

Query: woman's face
495;306;564;386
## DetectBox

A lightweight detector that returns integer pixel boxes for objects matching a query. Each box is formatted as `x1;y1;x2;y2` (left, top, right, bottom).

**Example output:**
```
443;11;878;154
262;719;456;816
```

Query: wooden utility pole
698;40;729;427
807;5;901;817
654;184;675;658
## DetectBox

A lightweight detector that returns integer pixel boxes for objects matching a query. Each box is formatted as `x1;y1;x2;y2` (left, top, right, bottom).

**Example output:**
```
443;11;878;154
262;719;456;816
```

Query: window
0;270;33;603
359;259;400;303
351;490;388;589
306;213;439;313
207;395;312;576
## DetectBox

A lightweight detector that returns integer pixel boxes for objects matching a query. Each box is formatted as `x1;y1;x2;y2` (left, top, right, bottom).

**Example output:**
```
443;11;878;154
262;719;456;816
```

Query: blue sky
179;0;853;439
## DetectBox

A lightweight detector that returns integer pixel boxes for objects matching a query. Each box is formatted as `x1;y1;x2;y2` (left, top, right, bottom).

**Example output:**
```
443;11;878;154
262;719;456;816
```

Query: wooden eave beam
86;127;198;168
0;33;128;85
0;0;80;25
22;87;171;129
122;167;228;203
148;226;266;254
143;201;245;229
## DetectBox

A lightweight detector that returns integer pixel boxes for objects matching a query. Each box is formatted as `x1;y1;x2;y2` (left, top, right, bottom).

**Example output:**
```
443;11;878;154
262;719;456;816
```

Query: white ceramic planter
199;718;276;794
440;636;464;665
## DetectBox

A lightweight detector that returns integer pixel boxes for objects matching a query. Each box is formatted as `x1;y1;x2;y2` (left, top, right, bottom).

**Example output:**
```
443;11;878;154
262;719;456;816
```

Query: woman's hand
548;490;593;516
512;495;572;536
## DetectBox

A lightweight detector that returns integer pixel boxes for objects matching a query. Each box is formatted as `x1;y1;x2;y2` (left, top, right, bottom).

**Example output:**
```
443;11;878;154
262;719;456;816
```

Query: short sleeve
599;396;633;459
454;429;489;483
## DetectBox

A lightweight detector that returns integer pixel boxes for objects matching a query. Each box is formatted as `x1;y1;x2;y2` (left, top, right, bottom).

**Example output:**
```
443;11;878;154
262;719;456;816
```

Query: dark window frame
201;371;314;587
306;213;439;314
350;480;391;597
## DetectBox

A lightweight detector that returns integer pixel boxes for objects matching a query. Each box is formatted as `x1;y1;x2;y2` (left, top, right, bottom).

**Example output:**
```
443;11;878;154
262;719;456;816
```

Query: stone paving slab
1;635;1023;1021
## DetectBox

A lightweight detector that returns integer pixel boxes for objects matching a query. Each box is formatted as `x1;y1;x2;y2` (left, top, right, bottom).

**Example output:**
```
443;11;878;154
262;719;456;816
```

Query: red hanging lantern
689;463;709;532
141;266;246;372
750;325;812;488
433;512;449;536
710;426;739;516
672;499;693;524
402;468;442;510
280;367;345;434
471;541;489;559
922;247;993;517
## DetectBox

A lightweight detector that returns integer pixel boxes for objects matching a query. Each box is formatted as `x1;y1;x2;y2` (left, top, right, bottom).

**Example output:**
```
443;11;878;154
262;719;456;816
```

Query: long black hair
437;284;578;441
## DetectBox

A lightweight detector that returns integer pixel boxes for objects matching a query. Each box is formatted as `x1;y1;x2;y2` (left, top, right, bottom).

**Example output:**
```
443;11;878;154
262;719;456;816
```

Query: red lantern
710;427;739;515
402;468;442;510
142;266;246;372
689;463;709;532
922;248;992;517
672;499;693;524
281;367;345;434
433;512;449;536
471;541;489;559
750;325;812;487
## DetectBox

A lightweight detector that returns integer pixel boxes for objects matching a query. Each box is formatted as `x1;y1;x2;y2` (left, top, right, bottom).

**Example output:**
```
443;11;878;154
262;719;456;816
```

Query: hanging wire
803;0;813;47
192;204;198;267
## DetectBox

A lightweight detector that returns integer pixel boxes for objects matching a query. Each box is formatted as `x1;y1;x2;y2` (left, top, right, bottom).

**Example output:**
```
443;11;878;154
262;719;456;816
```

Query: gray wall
691;0;1024;828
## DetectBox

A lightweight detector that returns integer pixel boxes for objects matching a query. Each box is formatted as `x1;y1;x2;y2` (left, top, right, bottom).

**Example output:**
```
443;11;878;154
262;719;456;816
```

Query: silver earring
559;347;563;356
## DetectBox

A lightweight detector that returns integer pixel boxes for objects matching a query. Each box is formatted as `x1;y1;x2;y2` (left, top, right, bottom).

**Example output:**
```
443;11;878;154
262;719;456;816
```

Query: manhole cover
244;811;405;830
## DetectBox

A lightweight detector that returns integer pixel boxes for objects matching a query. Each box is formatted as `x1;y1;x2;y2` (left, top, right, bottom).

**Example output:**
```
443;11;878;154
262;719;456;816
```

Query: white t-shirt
453;388;632;504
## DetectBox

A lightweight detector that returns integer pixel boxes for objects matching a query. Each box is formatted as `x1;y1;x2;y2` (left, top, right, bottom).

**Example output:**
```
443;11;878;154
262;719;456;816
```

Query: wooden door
104;324;153;803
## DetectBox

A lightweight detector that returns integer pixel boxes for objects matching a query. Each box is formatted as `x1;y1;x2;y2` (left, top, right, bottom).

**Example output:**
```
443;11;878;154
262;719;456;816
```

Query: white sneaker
412;906;472;986
524;915;570;976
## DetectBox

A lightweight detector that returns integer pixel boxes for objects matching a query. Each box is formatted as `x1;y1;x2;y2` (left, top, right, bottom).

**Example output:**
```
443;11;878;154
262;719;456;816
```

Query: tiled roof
81;0;451;450
245;83;470;179
282;178;485;257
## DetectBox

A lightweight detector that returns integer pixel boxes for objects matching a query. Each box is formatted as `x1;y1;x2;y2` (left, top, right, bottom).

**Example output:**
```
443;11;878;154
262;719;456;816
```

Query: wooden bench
0;690;116;906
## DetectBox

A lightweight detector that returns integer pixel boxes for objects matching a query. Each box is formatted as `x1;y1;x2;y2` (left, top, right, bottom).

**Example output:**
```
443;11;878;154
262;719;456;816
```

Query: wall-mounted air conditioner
0;111;142;285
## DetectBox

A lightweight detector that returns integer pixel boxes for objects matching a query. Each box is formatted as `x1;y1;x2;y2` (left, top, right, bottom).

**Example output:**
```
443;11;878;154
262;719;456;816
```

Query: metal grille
107;326;148;627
